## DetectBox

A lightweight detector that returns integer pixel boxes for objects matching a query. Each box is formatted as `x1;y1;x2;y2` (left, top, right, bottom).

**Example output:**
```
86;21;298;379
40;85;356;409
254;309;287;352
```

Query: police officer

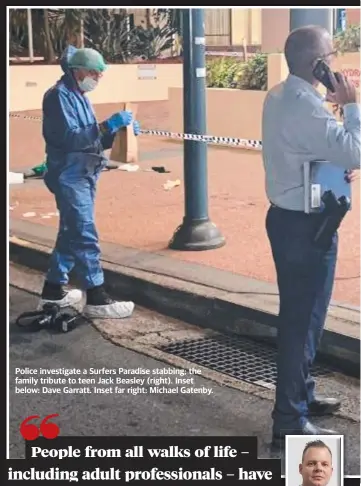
40;46;139;319
262;25;360;446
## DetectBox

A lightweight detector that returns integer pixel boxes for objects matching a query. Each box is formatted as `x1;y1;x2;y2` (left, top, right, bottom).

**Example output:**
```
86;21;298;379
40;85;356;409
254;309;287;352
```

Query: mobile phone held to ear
312;59;341;92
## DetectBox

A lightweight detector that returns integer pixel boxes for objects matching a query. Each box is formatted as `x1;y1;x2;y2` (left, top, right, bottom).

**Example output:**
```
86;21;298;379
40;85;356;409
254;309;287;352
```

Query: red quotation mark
20;414;60;440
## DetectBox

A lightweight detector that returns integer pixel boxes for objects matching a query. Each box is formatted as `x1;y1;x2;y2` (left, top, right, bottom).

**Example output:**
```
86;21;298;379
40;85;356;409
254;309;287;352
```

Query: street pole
290;8;334;33
169;8;225;251
27;9;34;63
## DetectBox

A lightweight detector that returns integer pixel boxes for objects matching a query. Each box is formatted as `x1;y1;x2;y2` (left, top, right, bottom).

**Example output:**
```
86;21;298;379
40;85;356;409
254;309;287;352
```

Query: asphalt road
8;267;361;476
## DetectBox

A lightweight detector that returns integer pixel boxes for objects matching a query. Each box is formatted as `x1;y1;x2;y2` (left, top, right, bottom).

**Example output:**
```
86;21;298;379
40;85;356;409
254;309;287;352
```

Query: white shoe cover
37;289;83;310
83;300;135;319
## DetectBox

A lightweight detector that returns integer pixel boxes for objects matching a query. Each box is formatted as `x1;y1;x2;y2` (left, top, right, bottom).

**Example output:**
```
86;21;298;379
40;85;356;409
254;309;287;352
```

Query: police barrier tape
9;112;263;151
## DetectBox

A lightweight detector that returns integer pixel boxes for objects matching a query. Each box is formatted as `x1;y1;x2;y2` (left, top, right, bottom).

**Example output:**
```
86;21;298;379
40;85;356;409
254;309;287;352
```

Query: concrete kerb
9;223;360;377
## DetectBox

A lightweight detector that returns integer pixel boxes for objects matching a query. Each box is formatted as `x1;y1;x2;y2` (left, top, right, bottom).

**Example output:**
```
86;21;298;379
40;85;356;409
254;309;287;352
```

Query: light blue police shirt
262;74;360;211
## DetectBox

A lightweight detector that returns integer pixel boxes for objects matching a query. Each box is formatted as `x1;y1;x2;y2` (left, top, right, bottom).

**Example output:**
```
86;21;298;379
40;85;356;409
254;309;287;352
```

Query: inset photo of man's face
299;444;333;486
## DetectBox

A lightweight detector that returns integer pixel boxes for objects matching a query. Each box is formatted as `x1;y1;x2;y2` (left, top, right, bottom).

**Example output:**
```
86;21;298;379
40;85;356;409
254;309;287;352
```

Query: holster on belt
313;190;351;250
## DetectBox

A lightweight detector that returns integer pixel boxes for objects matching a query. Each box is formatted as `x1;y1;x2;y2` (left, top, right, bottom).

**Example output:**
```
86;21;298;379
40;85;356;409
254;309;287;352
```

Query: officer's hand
327;72;357;106
133;120;140;136
111;110;133;128
117;110;133;127
106;110;133;134
344;169;359;183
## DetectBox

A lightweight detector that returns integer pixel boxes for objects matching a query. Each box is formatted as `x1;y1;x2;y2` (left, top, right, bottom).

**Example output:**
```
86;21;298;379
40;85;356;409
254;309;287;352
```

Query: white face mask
78;76;98;92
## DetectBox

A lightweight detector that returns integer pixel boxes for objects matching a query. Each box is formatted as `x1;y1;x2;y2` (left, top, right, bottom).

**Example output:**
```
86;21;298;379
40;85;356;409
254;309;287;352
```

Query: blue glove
105;110;133;134
133;120;140;136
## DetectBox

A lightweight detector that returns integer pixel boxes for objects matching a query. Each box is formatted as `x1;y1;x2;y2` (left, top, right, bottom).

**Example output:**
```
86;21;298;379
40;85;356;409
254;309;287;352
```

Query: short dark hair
284;25;329;74
302;440;332;462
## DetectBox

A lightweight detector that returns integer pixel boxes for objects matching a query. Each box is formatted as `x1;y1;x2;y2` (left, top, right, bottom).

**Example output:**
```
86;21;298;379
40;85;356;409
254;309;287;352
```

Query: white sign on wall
137;64;157;80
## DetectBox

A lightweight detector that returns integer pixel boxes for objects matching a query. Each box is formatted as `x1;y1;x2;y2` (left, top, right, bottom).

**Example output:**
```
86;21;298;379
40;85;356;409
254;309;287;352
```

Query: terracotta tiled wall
346;9;360;26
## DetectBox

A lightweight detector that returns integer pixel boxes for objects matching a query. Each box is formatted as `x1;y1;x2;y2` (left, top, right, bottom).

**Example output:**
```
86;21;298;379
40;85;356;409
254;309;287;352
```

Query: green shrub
238;53;267;91
206;57;243;88
206;53;267;91
334;24;360;53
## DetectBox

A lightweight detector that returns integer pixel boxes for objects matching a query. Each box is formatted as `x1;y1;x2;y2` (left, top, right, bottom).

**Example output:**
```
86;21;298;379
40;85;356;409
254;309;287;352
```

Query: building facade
127;8;360;53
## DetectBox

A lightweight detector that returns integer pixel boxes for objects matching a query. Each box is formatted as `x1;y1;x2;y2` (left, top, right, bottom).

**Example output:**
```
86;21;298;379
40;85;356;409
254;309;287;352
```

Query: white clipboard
303;161;352;214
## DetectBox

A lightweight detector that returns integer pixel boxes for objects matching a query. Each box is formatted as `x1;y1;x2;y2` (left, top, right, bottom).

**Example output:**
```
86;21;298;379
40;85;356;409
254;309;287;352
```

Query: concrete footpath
9;218;360;375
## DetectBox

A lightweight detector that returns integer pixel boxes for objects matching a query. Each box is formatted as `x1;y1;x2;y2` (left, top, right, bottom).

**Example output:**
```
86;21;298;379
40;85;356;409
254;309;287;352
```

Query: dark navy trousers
266;205;338;433
44;155;105;290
